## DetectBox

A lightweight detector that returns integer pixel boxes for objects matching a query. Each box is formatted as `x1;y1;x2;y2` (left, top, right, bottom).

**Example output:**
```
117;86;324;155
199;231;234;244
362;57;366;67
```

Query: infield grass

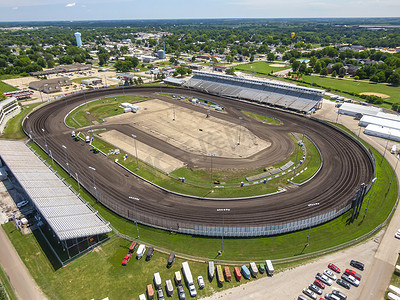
241;110;280;125
0;81;17;94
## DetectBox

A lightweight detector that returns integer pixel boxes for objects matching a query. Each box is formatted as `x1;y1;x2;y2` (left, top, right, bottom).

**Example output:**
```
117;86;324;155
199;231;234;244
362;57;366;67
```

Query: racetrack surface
24;86;374;232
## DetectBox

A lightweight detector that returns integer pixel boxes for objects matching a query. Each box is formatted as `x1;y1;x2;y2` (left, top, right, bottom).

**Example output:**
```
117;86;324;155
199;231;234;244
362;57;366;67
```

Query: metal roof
364;124;400;141
338;102;382;116
360;115;400;131
0;140;112;241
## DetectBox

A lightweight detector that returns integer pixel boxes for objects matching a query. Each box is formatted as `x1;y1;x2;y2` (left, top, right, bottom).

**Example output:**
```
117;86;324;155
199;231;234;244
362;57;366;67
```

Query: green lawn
0;103;42;140
241;110;281;125
235;62;289;75
2;223;254;300
291;137;322;184
0;81;17;94
65;95;149;128
27;128;397;261
71;77;97;84
300;75;400;104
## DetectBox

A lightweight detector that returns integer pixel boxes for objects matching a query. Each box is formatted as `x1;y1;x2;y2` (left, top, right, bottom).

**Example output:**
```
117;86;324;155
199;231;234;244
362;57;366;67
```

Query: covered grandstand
184;71;325;112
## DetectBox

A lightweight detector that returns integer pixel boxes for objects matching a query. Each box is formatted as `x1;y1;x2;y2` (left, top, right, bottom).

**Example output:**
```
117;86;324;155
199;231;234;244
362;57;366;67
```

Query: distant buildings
29;77;72;93
30;63;91;76
74;32;82;47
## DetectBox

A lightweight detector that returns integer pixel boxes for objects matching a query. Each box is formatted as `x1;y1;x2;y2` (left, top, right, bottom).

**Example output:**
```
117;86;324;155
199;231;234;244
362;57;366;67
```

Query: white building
0;97;20;134
338;102;382;117
364;124;400;142
359;115;400;131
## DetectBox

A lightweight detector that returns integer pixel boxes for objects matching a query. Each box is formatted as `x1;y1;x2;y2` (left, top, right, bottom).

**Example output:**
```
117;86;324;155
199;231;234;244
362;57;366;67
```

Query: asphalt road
24;86;374;232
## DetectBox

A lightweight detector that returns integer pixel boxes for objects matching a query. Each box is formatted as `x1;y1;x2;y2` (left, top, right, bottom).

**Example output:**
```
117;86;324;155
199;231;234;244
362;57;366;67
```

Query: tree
388;72;400;85
298;62;307;73
291;60;300;72
98;52;109;66
320;68;328;76
331;70;337;77
225;68;236;76
250;54;254;62
176;66;187;77
267;53;275;61
370;75;379;83
314;61;321;73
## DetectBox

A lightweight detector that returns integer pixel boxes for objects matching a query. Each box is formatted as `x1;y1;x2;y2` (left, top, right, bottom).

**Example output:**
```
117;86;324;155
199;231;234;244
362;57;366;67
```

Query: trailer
249;262;258;278
175;271;182;285
241;265;250;279
389;293;400;300
265;260;274;276
182;262;197;297
129;241;138;253
167;253;175;268
234;267;241;281
216;265;224;284
136;244;146;259
154;272;162;289
146;284;154;300
392;145;397;154
208;261;215;279
146;247;154;261
224;266;232;282
389;285;400;297
165;279;174;297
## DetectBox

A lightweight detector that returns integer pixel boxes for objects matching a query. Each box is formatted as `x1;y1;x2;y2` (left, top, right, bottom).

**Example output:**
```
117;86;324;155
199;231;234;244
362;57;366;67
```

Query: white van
85;135;90;143
153;272;161;289
136;244;146;259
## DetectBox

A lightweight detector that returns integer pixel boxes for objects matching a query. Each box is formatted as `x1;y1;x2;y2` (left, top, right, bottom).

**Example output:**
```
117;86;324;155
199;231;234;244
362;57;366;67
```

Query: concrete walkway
0;226;46;300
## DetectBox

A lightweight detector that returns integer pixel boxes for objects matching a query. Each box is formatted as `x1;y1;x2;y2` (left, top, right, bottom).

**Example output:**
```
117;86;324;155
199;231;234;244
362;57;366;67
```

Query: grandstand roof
338;102;382;117
0;140;112;241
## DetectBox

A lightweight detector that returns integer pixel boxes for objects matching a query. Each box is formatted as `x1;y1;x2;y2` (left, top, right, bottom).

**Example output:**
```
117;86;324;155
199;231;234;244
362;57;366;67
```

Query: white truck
153;272;161;289
182;262;197;297
136;244;146;259
265;260;274;276
391;145;397;154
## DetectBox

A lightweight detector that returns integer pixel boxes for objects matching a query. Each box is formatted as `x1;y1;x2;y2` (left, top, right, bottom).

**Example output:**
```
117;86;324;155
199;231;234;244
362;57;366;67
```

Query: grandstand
184;71;325;112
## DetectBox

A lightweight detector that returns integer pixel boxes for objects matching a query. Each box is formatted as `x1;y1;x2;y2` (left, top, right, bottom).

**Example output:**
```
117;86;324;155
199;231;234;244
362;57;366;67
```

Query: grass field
0;265;16;300
241;110;281;125
0;81;17;94
65;95;149;128
235;62;289;75
300;75;400;104
71;77;97;84
28;126;397;261
0;103;42;140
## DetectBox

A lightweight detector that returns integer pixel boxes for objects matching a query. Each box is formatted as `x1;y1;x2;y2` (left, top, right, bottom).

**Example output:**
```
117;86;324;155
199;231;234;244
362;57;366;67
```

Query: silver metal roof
0;140;112;241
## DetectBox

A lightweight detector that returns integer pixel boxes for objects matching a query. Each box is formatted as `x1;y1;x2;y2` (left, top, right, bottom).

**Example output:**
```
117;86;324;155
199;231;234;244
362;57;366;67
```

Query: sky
0;0;399;22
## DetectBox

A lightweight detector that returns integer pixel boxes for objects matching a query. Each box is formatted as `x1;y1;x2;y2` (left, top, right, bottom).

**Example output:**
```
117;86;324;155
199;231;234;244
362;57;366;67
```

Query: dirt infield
360;92;390;98
100;129;185;173
106;99;271;158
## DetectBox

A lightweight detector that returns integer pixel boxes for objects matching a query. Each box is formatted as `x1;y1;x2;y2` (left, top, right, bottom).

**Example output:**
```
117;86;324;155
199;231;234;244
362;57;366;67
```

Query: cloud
81;4;86;7
12;6;18;9
65;2;76;7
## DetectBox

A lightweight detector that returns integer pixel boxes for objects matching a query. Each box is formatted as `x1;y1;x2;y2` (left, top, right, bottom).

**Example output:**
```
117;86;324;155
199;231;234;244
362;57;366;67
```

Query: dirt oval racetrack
24;86;374;236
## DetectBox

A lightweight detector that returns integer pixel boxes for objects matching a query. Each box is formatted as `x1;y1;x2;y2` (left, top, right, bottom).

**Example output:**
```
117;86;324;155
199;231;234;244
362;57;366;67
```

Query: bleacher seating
184;71;324;112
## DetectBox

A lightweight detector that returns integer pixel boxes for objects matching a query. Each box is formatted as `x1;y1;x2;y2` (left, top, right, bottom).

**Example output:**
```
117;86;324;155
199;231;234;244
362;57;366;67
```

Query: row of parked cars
299;260;365;300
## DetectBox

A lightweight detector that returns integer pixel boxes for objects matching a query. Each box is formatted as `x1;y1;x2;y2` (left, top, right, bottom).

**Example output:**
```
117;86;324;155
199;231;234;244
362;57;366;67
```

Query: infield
106;99;271;158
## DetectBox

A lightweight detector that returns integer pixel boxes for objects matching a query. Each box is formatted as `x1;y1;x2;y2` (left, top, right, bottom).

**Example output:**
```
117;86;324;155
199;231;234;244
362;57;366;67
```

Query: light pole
75;172;80;190
381;132;392;164
364;177;377;218
335;109;340;123
61;145;70;175
88;166;98;201
217;208;230;254
48;149;54;165
306;202;320;247
41;128;49;153
238;117;243;145
388;155;400;193
131;134;139;170
129;196;140;238
208;153;215;192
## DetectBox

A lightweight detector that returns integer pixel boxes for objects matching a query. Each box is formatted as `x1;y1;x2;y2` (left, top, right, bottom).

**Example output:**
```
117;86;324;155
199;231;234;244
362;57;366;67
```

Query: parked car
167;253;175;268
146;247;154;261
302;288;317;300
316;273;333;286
157;288;165;300
177;284;185;300
122;252;132;266
395;230;400;239
328;263;341;273
336;279;351;290
188;283;197;297
197;276;205;289
350;260;364;271
325;293;341;300
17;200;28;208
341;274;360;287
313;279;325;289
139;294;146;300
332;289;347;300
258;263;265;274
344;269;362;281
324;269;337;280
297;295;309;300
309;283;322;295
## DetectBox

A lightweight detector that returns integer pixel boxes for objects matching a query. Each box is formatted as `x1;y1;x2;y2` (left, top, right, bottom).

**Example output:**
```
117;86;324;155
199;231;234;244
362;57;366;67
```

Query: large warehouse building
184;71;325;113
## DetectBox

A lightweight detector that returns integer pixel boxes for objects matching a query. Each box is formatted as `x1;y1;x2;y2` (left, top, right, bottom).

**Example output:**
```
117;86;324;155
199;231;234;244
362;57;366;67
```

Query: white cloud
65;2;76;7
12;6;18;9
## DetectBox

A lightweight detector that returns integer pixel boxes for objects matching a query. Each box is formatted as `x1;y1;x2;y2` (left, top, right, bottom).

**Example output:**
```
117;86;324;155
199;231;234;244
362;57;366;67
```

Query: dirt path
0;226;46;300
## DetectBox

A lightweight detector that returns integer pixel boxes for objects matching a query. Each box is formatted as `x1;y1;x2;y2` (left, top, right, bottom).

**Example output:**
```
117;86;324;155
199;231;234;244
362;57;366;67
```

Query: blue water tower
74;32;82;47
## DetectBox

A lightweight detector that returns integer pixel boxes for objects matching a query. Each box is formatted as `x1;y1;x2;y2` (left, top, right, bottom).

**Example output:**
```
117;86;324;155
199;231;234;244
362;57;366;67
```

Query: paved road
0;226;46;300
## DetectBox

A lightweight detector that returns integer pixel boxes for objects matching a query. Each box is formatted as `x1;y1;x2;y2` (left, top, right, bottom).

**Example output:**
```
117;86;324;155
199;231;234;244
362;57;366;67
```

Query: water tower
74;32;82;47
